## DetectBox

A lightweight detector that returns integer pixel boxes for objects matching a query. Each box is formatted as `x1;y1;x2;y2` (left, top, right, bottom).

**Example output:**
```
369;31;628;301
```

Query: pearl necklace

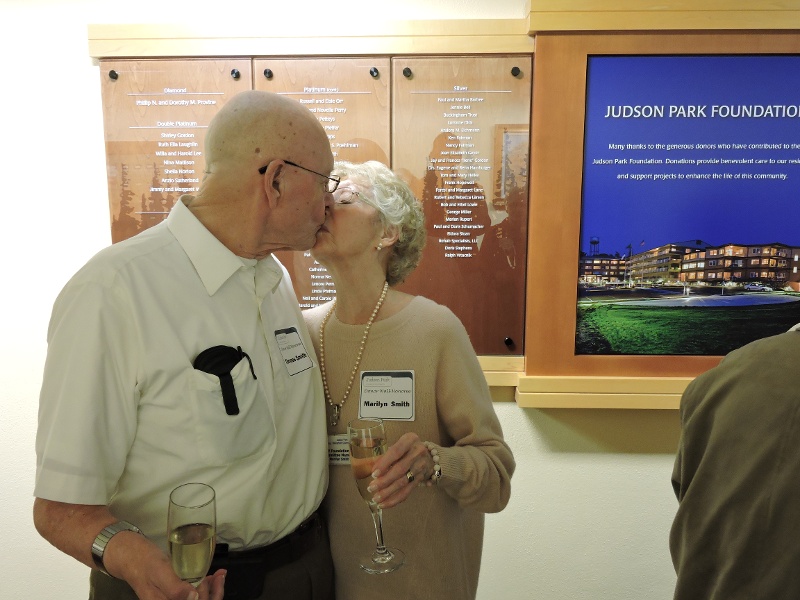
319;280;389;427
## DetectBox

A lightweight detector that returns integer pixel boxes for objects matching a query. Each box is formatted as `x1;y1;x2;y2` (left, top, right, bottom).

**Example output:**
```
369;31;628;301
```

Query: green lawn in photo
576;300;800;355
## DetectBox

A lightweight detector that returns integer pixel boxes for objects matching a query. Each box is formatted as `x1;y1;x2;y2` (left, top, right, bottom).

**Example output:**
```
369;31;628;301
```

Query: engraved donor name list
100;59;249;242
255;58;391;309
392;56;531;354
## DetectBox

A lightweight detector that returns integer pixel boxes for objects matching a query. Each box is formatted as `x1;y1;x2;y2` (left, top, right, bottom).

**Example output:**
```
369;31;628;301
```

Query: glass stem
369;506;390;555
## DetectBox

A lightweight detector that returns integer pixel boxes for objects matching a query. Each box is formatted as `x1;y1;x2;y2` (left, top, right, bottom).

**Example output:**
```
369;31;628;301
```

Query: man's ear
261;160;283;209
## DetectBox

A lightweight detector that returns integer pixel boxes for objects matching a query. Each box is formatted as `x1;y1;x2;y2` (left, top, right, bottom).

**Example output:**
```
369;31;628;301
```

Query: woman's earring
376;243;383;251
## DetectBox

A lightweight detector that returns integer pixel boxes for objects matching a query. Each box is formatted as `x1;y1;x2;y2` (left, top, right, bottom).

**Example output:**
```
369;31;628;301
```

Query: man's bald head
203;90;329;176
189;90;334;258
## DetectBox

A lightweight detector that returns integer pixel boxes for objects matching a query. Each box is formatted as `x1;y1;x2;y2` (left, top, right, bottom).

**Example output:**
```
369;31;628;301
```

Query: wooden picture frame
520;32;800;407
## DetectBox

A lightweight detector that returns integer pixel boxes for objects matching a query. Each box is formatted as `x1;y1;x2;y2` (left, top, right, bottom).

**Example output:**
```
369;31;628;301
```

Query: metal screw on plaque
511;66;521;77
504;337;515;349
230;69;240;80
263;68;273;79
108;70;118;80
402;67;413;79
370;67;379;78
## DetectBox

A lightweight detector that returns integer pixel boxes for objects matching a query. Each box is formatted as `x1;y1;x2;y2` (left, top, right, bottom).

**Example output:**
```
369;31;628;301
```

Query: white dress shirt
35;197;327;550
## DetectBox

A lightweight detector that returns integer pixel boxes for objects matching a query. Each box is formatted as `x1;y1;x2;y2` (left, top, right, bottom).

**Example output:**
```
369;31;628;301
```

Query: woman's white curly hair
334;160;426;285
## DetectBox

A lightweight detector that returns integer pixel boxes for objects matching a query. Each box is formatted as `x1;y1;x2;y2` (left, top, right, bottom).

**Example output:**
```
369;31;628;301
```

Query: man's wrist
91;521;142;576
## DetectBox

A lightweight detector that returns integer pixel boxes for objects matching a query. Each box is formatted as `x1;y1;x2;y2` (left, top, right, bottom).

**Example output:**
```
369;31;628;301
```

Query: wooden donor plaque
99;59;251;243
255;57;391;310
392;56;531;355
98;56;531;356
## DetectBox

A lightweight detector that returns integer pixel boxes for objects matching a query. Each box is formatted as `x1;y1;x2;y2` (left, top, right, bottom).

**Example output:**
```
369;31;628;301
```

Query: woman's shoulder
302;301;334;326
413;294;456;313
407;295;465;330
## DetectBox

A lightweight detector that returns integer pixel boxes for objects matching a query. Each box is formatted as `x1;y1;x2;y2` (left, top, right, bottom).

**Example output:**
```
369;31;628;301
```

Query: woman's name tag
358;371;415;421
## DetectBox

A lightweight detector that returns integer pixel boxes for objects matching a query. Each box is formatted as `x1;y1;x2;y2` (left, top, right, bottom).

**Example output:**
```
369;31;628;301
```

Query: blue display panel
578;55;800;355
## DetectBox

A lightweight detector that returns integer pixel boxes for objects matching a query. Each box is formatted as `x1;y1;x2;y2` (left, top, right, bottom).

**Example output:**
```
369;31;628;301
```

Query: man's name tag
275;327;313;376
358;371;415;421
328;434;350;465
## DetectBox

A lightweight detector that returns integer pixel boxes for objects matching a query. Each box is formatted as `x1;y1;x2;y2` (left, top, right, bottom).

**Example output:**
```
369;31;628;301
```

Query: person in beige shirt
303;160;515;599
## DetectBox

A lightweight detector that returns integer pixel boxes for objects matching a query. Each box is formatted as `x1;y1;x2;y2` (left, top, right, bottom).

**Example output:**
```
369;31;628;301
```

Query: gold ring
406;470;415;483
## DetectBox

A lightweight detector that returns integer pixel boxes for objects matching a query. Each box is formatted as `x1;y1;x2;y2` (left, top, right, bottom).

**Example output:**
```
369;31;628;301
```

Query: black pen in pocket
193;346;257;415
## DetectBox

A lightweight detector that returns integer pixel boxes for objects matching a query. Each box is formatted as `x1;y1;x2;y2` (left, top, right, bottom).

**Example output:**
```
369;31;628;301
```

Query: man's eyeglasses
258;159;340;193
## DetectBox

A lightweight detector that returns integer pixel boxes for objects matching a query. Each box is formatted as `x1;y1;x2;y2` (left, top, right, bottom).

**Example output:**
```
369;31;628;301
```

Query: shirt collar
167;197;283;296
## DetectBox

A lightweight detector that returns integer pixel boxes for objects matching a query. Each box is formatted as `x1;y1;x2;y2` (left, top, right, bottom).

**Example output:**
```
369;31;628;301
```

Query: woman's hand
368;432;435;509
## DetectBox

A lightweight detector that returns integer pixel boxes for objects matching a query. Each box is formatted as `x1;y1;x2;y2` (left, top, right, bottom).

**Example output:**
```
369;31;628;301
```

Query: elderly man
670;325;800;599
34;91;336;600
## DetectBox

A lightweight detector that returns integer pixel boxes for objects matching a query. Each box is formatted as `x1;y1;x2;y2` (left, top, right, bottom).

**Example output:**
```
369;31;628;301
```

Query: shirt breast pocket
189;357;276;465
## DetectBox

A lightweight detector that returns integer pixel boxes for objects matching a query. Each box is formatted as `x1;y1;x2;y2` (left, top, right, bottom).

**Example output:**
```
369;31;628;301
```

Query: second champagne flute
167;482;216;587
348;417;405;574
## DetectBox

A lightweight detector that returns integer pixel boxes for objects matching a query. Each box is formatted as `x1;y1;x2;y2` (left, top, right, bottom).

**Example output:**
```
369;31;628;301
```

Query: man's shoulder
721;329;800;369
684;329;800;414
70;224;175;284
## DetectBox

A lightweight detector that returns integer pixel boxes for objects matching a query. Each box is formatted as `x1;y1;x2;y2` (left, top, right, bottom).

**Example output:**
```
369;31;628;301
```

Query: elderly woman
303;160;515;600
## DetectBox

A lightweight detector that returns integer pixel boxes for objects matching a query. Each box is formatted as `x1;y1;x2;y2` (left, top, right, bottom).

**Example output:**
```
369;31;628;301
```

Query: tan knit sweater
303;296;515;600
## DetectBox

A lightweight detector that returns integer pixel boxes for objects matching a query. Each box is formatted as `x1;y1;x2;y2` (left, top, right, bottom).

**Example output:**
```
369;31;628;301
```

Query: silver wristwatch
91;520;142;576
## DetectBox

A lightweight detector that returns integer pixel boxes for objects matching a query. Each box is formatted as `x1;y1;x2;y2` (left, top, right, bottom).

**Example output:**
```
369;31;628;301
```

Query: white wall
0;1;680;597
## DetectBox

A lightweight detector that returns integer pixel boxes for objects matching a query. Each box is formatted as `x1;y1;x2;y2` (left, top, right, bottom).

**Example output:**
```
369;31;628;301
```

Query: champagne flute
348;418;405;574
167;482;216;587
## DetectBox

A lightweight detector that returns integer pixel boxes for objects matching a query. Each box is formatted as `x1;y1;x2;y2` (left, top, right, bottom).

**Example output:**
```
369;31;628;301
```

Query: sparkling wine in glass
167;482;216;587
348;418;405;574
